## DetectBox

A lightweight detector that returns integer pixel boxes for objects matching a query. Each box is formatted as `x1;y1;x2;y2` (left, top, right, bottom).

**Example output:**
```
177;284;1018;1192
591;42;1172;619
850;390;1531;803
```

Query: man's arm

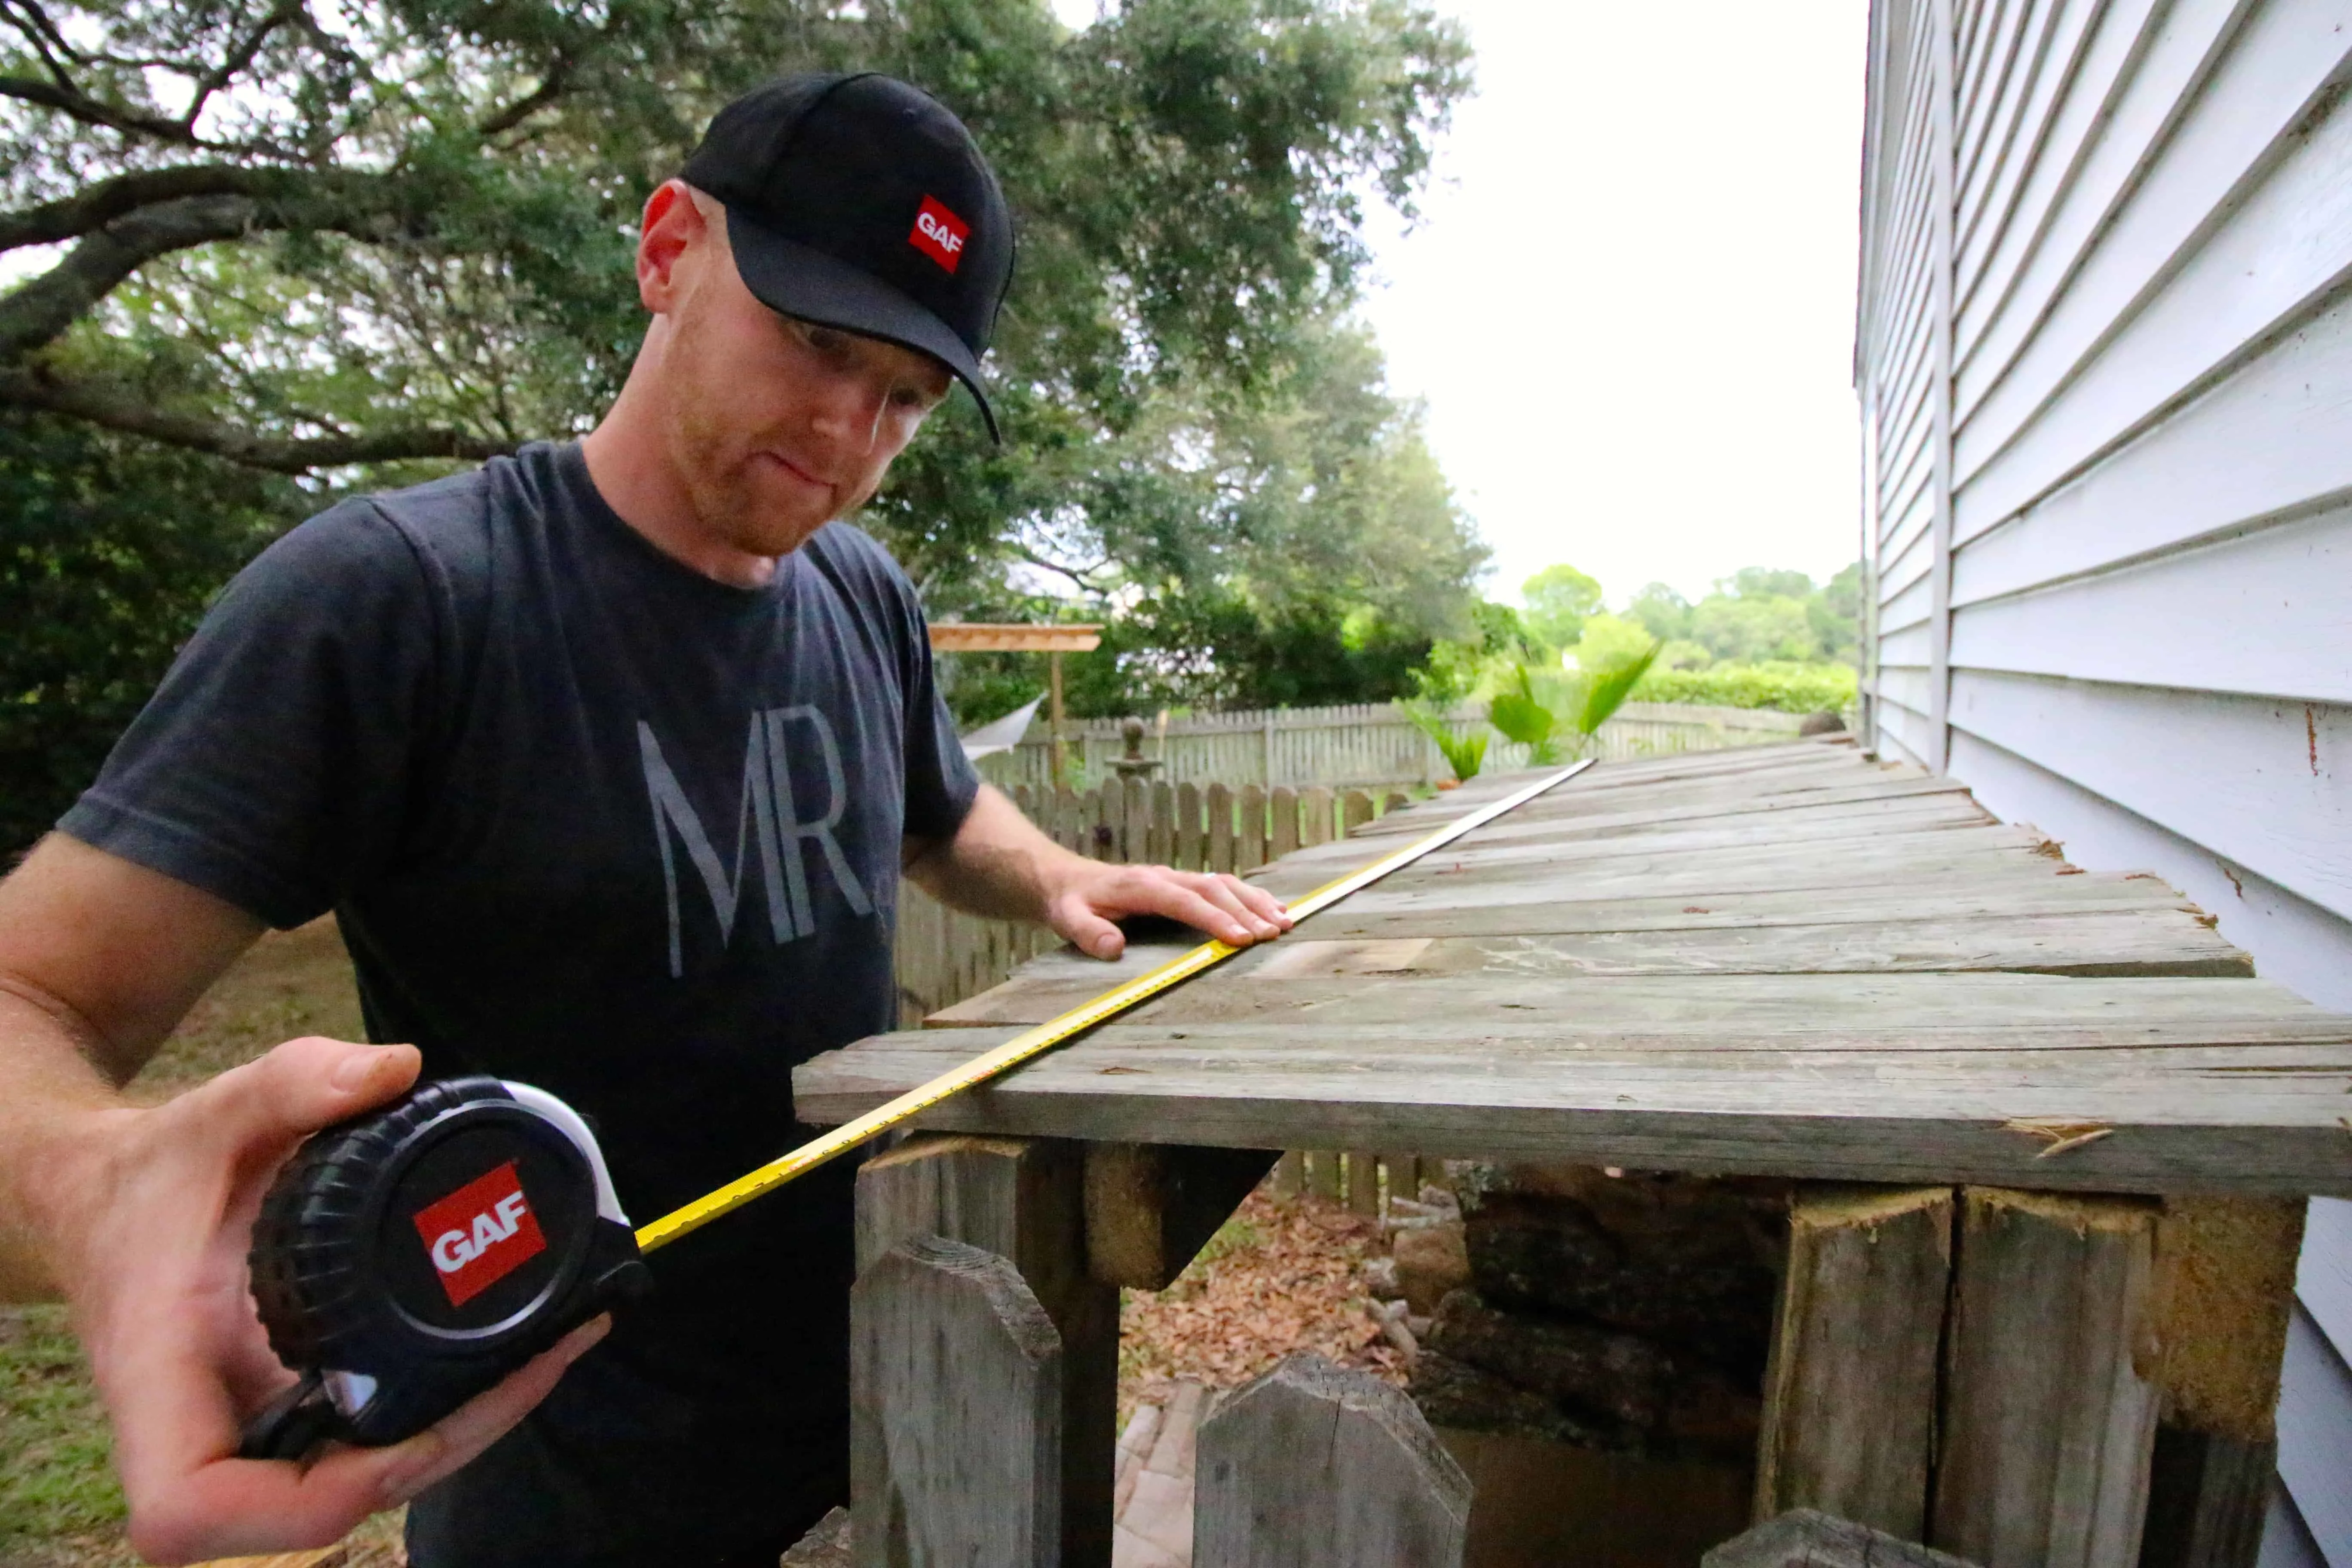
903;784;1294;959
0;835;605;1564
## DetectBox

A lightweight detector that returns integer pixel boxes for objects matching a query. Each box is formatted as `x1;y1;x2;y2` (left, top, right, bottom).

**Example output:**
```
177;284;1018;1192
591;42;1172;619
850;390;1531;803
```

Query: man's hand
1039;859;1292;960
56;1034;607;1565
904;784;1295;958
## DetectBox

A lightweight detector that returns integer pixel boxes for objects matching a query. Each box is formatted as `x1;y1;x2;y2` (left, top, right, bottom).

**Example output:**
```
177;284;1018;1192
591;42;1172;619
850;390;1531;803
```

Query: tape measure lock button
240;1076;650;1461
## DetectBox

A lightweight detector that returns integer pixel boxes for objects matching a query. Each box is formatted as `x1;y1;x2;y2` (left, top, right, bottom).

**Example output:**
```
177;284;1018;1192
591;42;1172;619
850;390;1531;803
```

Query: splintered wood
802;740;2352;1197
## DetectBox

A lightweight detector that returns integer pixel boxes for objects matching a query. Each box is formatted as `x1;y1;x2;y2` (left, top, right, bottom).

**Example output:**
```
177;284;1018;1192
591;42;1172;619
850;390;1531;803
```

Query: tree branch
0;74;210;144
0;0;83;89
0;172;424;361
0;366;516;472
478;56;570;136
1009;541;1112;593
0;164;294;250
181;0;304;133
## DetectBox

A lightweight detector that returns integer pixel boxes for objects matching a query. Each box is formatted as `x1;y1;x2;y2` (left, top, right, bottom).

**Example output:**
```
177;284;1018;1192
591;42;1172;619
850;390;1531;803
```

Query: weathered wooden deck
808;737;2349;1566
800;737;2352;1198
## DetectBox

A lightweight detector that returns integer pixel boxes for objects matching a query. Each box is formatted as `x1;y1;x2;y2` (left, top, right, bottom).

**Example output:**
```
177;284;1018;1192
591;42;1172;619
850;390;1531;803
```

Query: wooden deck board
802;741;2352;1197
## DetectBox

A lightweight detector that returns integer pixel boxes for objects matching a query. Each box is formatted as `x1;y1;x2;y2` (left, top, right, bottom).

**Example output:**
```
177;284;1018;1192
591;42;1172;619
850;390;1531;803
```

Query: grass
0;918;408;1568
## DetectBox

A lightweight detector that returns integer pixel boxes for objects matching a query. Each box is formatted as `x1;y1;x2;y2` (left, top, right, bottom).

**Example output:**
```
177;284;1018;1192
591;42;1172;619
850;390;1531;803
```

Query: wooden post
1269;787;1299;860
1347;1150;1380;1217
851;1236;1062;1568
1207;783;1235;873
1088;785;1113;861
1273;1150;1304;1198
1379;1152;1420;1210
1176;781;1204;872
1755;1185;1952;1539
1148;780;1174;866
1082;1144;1279;1289
1194;1352;1472;1568
1121;778;1147;864
1341;788;1374;836
2136;1197;2306;1568
1930;1188;2160;1568
856;1135;1118;1567
1049;652;1067;790
1300;785;1334;847
1307;1149;1341;1202
1703;1510;1976;1567
1381;790;1411;818
1238;784;1267;870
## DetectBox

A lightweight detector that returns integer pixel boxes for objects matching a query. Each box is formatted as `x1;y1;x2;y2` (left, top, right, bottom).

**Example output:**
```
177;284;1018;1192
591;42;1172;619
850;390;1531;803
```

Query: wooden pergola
801;737;2347;1565
927;622;1103;787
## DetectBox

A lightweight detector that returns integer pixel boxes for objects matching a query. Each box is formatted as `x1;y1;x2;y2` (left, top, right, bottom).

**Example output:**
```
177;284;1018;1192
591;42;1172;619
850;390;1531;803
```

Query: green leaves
1401;700;1485;783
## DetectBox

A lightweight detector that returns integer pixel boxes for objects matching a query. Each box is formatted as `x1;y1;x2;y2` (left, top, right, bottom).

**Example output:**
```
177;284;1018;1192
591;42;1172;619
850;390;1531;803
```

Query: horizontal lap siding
1863;0;2352;1550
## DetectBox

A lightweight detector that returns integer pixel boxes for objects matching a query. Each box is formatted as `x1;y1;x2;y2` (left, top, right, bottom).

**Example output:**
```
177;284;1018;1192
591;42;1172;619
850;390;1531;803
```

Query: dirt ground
0;921;1377;1568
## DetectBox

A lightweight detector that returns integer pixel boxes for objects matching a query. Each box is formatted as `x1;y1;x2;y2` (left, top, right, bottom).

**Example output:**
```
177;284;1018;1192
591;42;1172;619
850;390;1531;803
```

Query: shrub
1632;661;1858;714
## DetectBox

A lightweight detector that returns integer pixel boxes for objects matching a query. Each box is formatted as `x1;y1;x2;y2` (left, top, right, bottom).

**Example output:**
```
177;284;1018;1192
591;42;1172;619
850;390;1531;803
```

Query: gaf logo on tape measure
412;1161;547;1307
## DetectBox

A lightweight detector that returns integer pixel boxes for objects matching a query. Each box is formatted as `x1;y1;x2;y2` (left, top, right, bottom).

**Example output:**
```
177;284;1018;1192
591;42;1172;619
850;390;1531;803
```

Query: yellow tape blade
635;757;1593;1253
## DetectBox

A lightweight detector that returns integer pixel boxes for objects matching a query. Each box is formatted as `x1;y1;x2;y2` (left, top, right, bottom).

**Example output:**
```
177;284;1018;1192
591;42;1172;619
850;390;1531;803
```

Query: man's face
654;191;954;559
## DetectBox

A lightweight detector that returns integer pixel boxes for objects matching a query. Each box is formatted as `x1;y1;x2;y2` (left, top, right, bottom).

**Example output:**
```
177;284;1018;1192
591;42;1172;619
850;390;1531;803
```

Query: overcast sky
1057;0;1871;609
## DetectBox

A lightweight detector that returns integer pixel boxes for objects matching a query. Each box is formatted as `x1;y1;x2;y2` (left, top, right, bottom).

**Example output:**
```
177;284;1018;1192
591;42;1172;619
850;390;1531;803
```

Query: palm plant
1488;641;1663;764
1402;702;1491;783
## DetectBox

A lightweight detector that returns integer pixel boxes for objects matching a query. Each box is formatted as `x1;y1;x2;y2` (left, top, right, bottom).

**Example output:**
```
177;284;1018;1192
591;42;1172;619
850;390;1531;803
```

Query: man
0;74;1291;1566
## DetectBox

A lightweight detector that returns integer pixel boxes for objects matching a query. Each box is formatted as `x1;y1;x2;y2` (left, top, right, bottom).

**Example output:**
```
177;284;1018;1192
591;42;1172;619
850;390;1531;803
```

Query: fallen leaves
1118;1191;1404;1420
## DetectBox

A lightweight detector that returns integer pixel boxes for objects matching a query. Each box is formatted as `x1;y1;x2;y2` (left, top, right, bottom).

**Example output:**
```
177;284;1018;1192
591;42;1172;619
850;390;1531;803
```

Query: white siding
1858;0;2352;1552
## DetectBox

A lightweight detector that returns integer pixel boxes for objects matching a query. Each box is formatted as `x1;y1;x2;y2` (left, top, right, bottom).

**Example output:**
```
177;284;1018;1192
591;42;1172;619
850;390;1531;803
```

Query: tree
0;410;298;858
1719;567;1818;603
0;0;1477;846
1520;562;1602;652
1690;593;1815;663
1625;582;1694;644
0;0;1467;480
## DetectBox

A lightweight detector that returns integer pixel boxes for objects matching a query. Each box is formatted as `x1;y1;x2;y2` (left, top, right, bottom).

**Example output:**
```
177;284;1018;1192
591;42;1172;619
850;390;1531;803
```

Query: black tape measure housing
240;1076;649;1460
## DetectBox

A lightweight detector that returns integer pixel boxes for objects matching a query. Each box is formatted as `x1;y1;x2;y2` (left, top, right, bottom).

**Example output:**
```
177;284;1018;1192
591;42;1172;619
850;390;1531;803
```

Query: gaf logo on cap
412;1160;548;1308
910;195;968;273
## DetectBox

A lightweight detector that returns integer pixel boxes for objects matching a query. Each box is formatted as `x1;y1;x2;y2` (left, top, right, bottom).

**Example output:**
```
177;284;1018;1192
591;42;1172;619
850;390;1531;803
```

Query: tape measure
240;760;1592;1458
237;1076;649;1459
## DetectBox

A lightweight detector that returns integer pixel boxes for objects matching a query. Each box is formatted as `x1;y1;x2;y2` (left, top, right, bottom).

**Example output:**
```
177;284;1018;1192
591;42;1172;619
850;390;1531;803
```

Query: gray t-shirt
63;440;979;1564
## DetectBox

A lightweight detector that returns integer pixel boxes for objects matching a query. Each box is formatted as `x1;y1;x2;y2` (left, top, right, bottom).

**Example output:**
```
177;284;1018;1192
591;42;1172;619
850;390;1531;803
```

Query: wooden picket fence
893;778;1409;1025
973;698;1806;795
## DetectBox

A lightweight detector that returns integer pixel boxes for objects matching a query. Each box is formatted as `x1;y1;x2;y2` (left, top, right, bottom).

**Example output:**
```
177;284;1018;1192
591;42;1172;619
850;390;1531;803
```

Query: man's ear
636;181;707;315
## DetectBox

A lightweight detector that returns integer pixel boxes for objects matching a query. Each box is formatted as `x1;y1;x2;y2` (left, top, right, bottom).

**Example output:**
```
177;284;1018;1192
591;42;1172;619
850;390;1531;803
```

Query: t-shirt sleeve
58;499;447;929
895;588;980;845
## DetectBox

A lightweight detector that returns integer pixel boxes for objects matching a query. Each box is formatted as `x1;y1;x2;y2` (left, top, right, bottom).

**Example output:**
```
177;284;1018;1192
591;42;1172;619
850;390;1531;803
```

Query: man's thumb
198;1037;420;1156
1048;896;1124;961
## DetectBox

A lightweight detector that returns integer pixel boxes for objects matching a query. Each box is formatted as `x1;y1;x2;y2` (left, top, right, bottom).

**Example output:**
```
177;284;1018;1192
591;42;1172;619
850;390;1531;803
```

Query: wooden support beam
1930;1188;2160;1568
1273;1150;1303;1198
855;1135;1119;1567
1308;1148;1341;1202
851;1236;1063;1567
1194;1352;1473;1568
2135;1197;2306;1568
1704;1509;1976;1567
1755;1185;1953;1539
1083;1143;1280;1289
1347;1150;1381;1217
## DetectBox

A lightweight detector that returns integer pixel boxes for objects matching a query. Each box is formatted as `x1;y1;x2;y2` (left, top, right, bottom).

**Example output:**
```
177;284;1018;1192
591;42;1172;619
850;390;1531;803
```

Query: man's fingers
1047;893;1124;959
1217;874;1294;928
375;1312;612;1504
124;1314;610;1565
187;1037;420;1170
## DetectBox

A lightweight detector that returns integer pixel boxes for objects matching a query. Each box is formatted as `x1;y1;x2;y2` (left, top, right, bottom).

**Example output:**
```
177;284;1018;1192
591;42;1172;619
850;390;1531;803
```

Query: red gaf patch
412;1160;547;1308
909;195;969;274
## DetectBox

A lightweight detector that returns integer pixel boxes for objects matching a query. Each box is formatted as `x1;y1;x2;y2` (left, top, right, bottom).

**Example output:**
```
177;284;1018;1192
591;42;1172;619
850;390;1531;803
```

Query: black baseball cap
682;73;1016;441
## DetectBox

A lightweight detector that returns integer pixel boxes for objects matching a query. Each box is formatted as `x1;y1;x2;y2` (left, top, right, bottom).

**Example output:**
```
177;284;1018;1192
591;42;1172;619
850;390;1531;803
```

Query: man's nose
808;373;891;453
